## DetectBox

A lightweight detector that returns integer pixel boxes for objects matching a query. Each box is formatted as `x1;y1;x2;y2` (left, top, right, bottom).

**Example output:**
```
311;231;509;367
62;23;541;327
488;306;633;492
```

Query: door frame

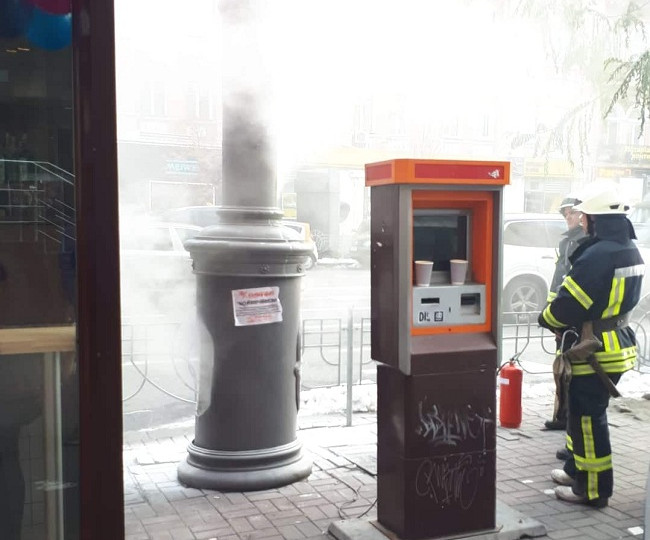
72;1;124;538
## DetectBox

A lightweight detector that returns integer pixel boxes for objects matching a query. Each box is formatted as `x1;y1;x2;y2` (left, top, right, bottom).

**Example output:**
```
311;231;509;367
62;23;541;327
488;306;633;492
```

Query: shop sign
595;167;632;178
166;159;200;175
624;146;650;164
524;159;575;177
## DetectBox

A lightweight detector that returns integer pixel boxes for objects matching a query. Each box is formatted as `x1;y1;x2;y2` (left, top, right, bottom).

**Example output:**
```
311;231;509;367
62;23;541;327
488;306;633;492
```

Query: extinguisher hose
498;328;581;375
497;350;524;375
497;353;553;376
496;359;511;375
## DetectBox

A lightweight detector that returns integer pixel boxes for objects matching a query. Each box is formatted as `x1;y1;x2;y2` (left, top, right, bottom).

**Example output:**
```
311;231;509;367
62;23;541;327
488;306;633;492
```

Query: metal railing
121;306;650;430
0;159;76;250
301;317;345;386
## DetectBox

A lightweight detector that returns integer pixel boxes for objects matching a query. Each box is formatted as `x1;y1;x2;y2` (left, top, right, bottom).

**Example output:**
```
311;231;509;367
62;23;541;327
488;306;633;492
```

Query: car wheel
303;255;316;271
503;277;546;322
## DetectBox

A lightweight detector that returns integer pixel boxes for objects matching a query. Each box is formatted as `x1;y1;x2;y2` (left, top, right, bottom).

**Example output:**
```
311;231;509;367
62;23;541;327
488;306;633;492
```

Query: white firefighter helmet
573;188;631;215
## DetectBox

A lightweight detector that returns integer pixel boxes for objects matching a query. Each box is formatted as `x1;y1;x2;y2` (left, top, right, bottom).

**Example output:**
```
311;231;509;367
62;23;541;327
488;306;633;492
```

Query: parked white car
502;213;650;317
502;213;566;315
120;220;202;313
280;220;319;270
160;206;319;270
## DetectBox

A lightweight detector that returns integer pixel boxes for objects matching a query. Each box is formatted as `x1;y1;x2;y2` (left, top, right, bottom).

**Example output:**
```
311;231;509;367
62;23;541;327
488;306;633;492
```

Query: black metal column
177;0;312;491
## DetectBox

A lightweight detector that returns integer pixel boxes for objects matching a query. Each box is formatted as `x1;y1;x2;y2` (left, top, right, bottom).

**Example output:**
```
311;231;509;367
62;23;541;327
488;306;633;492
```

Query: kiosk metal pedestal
329;159;545;540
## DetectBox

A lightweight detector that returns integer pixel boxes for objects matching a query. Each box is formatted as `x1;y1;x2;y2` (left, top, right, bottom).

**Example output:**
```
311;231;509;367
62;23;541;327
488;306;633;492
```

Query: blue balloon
0;0;34;38
26;6;70;50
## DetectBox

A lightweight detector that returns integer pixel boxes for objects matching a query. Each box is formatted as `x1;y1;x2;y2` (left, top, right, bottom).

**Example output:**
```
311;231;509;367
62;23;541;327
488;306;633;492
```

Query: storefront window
0;3;78;539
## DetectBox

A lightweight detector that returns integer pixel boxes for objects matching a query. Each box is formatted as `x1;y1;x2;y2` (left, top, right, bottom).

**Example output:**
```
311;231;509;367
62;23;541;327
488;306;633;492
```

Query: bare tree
498;0;647;161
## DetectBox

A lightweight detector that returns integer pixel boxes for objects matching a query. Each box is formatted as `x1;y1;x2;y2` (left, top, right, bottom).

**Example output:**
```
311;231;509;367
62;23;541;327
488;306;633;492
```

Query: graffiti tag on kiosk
232;286;283;326
414;453;485;510
415;400;493;449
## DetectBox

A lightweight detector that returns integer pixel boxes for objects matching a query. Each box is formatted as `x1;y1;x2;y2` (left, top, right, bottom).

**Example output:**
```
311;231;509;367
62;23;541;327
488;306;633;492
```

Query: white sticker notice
232;287;283;327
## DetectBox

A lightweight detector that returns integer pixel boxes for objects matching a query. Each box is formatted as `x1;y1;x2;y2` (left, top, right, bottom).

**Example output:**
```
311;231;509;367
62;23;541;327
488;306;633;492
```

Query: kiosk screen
413;209;470;276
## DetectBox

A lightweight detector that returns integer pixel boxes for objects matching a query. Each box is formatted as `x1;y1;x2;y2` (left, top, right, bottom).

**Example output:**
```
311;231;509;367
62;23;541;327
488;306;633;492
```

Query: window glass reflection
0;3;78;539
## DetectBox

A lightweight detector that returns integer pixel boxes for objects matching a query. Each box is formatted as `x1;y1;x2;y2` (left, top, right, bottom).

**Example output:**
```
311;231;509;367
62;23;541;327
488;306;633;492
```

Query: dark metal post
177;0;312;491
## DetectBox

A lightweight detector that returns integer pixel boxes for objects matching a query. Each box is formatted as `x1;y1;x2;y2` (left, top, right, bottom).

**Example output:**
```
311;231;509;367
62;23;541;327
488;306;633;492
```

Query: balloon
27;0;70;15
26;7;71;50
0;0;33;39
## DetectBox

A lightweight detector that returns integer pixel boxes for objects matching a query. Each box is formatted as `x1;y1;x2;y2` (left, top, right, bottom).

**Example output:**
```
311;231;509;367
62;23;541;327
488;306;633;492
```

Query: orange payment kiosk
368;159;508;539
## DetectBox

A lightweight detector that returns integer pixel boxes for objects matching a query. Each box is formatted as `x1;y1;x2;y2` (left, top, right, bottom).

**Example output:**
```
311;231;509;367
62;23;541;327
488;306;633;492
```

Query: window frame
73;1;125;538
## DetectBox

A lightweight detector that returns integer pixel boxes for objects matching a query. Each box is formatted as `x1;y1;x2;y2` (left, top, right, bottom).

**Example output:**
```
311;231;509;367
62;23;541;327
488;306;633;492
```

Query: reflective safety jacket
539;216;645;376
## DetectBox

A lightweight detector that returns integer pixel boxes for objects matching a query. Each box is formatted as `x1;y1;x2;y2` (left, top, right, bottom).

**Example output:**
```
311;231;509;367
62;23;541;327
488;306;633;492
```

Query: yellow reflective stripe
588;471;598;498
608;358;635;373
542;304;565;328
582;417;595;459
568;344;636;364
600;330;621;353
582;416;599;500
602;278;624;318
563;276;593;309
566;434;573;451
594;346;636;361
571;344;636;373
569;365;591;375
571;358;635;375
603;279;617;319
601;331;613;352
573;454;612;472
547;291;557;302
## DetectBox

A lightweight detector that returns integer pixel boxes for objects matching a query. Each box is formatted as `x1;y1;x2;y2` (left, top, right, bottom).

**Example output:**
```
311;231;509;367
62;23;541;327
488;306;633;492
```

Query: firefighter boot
555;486;608;508
551;469;574;486
544;419;566;430
556;447;571;460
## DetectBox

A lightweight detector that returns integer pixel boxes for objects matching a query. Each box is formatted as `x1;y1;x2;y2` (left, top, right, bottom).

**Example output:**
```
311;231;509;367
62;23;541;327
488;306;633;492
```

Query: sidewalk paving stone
124;381;650;540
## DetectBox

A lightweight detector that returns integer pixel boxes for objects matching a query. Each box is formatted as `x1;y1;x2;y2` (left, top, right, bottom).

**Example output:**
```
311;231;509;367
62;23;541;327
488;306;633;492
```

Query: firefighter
544;194;587;431
538;188;644;507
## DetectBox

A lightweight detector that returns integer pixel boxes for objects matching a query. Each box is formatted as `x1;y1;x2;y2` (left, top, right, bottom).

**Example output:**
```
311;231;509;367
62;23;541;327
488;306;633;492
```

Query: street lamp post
177;0;312;491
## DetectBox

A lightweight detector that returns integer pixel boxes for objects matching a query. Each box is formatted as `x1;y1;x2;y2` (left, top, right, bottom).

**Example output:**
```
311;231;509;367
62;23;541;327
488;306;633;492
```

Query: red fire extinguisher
499;359;523;428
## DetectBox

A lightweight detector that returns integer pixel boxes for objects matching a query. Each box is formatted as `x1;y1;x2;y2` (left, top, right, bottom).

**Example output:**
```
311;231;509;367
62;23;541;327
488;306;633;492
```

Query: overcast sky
114;1;595;170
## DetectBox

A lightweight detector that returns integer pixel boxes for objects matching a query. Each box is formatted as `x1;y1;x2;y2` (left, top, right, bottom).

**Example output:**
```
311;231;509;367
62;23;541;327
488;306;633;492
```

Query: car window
162;207;218;227
150;227;174;250
630;204;650;223
174;226;199;244
122;226;173;251
503;221;550;247
635;223;650;247
162;208;189;224
192;209;218;227
283;223;301;234
544;221;566;247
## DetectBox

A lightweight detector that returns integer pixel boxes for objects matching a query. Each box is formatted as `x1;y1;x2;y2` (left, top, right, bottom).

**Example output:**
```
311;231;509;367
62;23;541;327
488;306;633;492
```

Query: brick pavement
123;380;650;540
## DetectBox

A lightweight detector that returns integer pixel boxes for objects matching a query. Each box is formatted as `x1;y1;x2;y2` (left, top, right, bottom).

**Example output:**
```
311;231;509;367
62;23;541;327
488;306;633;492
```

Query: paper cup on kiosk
414;260;433;286
450;259;468;285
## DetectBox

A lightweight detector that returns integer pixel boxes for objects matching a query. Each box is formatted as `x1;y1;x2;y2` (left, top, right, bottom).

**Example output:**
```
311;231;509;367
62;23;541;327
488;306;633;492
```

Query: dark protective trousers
563;372;622;501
